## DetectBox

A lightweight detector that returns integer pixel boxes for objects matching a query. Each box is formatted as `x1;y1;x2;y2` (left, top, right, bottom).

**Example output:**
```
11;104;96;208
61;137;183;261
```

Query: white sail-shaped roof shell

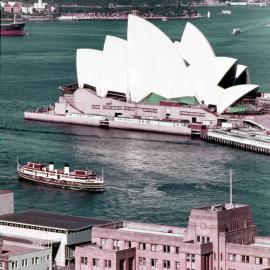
236;64;247;78
167;67;195;99
99;36;129;98
168;57;237;105
189;57;237;105
180;22;215;65
76;49;103;89
235;64;251;84
217;84;259;114
127;15;186;102
75;16;259;115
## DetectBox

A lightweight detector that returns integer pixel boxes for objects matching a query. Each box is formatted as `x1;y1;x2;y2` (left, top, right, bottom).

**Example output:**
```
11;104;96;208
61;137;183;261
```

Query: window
139;243;146;250
81;257;88;265
151;259;158;267
186;254;190;262
228;254;236;262
191;254;195;263
139;257;146;266
255;257;263;265
151;244;157;251
125;241;131;248
163;245;170;253
93;258;100;267
22;259;28;267
163;260;170;269
11;261;18;269
105;260;111;268
241;255;249;263
35;257;38;264
197;236;200;242
101;238;107;246
142;108;158;113
113;240;119;250
175;247;179;254
175;262;180;269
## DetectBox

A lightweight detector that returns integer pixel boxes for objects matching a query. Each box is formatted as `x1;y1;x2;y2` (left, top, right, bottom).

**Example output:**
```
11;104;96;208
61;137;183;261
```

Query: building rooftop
118;227;184;237
252;237;270;249
115;221;185;238
0;211;111;231
0;238;50;258
0;189;13;195
196;203;248;212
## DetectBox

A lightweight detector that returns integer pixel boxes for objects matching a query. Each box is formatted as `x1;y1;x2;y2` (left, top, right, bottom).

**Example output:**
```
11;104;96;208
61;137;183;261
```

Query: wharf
201;128;270;155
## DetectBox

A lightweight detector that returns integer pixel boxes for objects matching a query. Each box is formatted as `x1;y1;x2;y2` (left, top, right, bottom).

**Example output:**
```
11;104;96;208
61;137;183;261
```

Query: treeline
19;0;198;6
57;5;198;16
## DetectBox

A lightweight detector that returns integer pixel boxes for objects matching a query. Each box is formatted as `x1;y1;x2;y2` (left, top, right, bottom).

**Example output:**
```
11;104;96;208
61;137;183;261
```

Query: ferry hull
1;22;26;36
0;30;25;36
17;170;104;191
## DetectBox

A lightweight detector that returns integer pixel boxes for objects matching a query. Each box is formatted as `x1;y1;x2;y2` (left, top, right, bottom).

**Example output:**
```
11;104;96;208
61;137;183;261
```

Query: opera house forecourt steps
24;15;261;136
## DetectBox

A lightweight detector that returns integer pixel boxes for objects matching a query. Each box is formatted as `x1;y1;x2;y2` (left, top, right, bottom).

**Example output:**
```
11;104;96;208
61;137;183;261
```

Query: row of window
228;254;270;265
81;257;111;268
0;221;66;234
101;238;180;254
138;257;180;269
196;235;210;244
0;221;90;234
102;106;122;110
179;111;205;117
11;255;50;269
142;108;158;113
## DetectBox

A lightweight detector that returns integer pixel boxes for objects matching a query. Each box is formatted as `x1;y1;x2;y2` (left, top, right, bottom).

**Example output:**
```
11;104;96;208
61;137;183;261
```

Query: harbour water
0;6;270;235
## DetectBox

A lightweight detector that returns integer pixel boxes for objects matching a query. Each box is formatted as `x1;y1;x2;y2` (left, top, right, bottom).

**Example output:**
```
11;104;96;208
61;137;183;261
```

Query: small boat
17;160;104;191
231;28;241;35
221;10;232;15
161;17;167;22
207;11;211;18
0;15;26;36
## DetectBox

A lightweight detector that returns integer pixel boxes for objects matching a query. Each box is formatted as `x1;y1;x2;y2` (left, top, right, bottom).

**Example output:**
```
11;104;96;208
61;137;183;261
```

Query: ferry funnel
64;163;70;174
49;162;54;171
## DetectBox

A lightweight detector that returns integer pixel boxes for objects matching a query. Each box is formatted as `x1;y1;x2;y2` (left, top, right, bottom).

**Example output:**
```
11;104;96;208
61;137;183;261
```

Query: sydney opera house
25;15;264;135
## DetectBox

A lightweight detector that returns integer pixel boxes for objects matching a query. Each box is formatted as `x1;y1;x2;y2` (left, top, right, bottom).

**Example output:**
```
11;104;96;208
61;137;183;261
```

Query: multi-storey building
75;203;270;270
0;236;52;270
0;189;111;268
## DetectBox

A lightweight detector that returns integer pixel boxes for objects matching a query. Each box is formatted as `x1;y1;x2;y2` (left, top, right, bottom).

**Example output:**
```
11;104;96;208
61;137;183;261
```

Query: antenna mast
230;169;233;205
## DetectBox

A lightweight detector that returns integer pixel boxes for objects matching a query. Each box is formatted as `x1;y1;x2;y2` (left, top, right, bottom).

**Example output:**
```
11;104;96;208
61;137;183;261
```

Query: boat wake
0;175;17;180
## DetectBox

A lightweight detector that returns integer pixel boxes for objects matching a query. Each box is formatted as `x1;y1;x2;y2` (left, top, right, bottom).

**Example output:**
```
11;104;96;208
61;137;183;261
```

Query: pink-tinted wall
75;203;270;270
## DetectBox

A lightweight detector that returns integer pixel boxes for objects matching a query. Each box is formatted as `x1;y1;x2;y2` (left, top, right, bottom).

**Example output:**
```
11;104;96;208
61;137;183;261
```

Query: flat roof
118;227;183;237
0;189;13;195
0;211;112;231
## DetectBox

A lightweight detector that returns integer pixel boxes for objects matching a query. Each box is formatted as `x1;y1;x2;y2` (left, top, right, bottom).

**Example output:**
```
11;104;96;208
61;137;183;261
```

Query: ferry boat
221;10;232;15
17;161;104;191
1;15;26;36
231;28;241;35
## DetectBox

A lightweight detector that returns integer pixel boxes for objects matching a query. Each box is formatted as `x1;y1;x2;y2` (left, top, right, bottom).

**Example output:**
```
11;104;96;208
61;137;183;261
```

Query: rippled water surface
1;6;270;235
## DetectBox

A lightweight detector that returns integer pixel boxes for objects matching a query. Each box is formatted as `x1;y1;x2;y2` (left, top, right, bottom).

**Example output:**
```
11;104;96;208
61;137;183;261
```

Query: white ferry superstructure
17;161;104;191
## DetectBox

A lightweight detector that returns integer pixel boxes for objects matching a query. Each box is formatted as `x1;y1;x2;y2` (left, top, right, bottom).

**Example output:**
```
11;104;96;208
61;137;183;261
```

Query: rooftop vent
211;204;226;211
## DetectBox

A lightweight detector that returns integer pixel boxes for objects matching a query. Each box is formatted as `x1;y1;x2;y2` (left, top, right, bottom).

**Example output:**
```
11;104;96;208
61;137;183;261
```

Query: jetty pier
201;128;270;155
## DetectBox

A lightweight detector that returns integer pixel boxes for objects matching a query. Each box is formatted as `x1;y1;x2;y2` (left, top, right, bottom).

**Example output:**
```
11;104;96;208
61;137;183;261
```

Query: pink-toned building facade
75;203;270;270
